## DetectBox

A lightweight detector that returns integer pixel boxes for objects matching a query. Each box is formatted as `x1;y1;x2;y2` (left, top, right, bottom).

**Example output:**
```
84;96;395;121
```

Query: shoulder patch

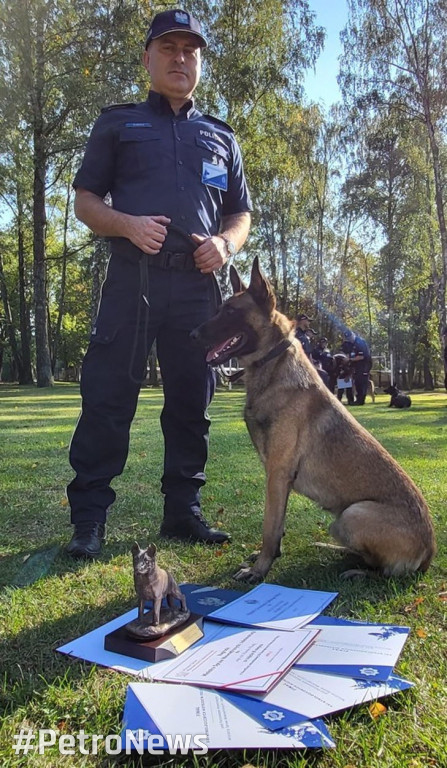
203;114;235;133
101;102;136;113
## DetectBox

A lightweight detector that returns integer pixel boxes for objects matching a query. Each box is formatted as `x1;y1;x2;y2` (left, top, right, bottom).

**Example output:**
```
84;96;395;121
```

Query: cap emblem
175;11;189;24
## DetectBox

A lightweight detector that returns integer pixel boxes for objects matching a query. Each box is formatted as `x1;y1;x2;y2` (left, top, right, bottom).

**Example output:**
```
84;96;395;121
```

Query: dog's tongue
206;339;232;363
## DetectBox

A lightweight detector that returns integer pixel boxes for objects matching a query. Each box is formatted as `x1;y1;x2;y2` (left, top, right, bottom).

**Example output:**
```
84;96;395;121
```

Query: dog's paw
232;565;263;583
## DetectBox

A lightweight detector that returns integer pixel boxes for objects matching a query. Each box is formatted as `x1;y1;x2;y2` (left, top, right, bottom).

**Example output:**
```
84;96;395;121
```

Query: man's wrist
219;234;237;259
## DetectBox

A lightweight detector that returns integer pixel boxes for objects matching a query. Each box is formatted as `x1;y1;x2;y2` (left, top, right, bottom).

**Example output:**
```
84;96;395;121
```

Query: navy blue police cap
145;9;207;49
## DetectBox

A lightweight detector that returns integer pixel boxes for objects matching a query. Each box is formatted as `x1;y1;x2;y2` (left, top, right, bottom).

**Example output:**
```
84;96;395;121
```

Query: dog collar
253;338;293;369
222;338;292;383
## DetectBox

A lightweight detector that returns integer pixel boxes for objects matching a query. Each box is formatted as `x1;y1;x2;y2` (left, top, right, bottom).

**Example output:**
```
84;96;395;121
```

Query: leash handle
166;222;197;249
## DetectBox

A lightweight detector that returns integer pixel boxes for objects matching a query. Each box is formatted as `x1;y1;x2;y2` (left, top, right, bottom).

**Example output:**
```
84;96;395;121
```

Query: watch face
225;239;236;256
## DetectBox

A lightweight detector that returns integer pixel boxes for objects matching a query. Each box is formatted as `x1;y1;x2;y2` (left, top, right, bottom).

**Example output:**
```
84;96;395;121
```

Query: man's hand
191;234;227;273
124;215;171;254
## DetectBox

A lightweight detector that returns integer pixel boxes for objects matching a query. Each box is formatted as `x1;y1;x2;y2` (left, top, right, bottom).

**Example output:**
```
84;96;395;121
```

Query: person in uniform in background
65;9;252;559
341;330;372;406
295;314;315;358
311;336;334;391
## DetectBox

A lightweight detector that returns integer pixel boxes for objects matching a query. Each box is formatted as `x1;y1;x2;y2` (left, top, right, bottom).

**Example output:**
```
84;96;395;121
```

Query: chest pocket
195;137;230;166
118;127;161;172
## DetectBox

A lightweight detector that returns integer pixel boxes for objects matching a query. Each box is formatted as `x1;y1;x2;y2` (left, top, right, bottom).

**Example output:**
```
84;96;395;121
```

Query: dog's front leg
234;473;291;583
152;597;162;625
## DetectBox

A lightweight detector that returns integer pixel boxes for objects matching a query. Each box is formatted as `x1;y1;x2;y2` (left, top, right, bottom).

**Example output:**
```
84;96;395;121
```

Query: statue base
104;611;204;663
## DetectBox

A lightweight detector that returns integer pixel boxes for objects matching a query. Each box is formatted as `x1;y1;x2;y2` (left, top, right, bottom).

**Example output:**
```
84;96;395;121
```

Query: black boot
160;512;231;545
66;522;106;559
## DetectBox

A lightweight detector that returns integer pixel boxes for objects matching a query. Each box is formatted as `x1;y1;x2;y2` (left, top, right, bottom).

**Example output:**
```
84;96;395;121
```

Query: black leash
129;224;222;384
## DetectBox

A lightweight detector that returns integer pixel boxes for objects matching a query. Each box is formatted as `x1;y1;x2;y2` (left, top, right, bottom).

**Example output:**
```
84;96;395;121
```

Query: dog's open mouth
206;334;247;365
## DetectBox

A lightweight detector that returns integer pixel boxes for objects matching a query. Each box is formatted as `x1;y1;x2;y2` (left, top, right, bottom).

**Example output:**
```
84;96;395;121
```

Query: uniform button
178;159;183;165
180;215;186;221
177;136;181;141
180;186;185;191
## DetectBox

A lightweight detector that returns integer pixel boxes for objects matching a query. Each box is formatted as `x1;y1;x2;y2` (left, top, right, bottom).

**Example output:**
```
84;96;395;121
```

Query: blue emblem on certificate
202;160;228;191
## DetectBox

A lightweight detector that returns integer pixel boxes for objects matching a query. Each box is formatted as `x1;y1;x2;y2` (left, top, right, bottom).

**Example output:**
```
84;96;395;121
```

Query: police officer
341;330;372;405
66;9;252;558
311;336;334;390
295;314;315;358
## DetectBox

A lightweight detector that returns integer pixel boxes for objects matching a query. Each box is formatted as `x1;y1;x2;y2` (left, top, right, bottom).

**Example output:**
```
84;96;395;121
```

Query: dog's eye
224;305;236;315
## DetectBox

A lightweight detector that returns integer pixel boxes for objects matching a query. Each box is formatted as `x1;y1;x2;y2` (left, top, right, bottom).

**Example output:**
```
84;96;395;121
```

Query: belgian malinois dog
191;258;436;583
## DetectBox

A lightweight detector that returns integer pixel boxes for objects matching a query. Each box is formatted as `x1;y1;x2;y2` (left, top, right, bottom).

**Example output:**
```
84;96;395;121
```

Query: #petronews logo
12;728;209;755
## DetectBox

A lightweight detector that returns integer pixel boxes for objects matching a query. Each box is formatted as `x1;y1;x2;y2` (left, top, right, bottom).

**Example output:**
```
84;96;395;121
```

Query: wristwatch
220;235;237;259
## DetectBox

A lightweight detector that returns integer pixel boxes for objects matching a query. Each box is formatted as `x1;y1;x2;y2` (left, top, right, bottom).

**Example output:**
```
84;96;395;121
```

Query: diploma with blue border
296;615;410;681
120;682;335;750
207;583;338;631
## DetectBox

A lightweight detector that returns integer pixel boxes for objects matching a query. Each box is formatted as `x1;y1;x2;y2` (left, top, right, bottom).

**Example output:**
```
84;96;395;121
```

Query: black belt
145;250;197;271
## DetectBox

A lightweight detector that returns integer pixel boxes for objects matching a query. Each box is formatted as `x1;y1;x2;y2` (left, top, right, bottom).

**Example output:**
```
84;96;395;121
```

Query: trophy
104;543;203;662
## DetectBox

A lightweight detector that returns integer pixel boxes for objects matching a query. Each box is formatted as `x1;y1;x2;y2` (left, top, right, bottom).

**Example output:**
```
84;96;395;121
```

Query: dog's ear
146;543;156;557
248;257;276;314
230;265;247;294
131;542;141;554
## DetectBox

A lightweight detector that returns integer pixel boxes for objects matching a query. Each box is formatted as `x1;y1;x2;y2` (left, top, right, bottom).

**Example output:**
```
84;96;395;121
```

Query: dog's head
191;257;290;366
383;384;398;396
131;542;157;575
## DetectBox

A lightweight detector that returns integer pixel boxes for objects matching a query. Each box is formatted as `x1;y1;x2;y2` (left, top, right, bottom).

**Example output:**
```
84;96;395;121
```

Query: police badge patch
175;11;189;24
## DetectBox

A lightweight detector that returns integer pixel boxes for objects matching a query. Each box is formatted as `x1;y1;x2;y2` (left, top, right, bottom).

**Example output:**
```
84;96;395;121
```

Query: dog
332;354;375;403
383;384;411;409
191;258;435;583
131;542;187;624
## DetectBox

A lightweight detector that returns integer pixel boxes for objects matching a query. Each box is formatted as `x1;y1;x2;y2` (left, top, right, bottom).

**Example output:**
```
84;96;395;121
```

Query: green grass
0;383;446;767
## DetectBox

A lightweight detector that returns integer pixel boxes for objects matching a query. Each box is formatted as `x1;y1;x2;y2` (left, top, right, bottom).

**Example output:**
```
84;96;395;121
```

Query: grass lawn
0;383;446;767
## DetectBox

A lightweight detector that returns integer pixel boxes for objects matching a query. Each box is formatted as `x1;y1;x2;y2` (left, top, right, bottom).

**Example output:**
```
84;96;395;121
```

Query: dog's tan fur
194;258;436;583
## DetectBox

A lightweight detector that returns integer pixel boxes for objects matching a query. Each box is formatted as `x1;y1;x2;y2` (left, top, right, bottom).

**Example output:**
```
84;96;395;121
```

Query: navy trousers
67;251;218;525
354;371;369;404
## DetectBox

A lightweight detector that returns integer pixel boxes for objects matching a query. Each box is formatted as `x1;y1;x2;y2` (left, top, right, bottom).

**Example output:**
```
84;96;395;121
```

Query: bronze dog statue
131;542;186;625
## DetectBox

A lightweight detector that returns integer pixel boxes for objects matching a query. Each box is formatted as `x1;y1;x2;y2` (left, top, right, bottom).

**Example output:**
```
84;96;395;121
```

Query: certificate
208;583;337;631
298;615;410;681
223;667;413;730
121;682;335;750
151;622;320;693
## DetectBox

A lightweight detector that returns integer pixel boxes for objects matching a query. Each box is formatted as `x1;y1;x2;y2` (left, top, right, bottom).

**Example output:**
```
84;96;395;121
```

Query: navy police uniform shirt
295;327;312;358
73;90;253;251
342;335;371;373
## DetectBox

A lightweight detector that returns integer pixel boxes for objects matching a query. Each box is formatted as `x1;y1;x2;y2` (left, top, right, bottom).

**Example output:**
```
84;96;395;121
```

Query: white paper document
151;622;320;693
222;667;413;730
121;682;335;750
208;583;337;631
297;615;410;681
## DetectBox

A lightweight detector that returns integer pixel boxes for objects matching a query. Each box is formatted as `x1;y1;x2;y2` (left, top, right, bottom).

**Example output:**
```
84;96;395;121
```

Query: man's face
298;318;310;331
143;33;202;102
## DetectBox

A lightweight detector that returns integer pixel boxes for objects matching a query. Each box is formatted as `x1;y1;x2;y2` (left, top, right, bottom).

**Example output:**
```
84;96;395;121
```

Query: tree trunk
52;182;71;372
16;187;34;384
32;8;53;387
33;129;53;387
0;251;23;380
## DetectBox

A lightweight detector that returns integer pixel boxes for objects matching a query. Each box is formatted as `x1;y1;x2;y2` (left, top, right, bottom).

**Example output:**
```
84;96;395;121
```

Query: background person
311;336;334;391
65;9;252;559
295;314;315;358
341;330;372;406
